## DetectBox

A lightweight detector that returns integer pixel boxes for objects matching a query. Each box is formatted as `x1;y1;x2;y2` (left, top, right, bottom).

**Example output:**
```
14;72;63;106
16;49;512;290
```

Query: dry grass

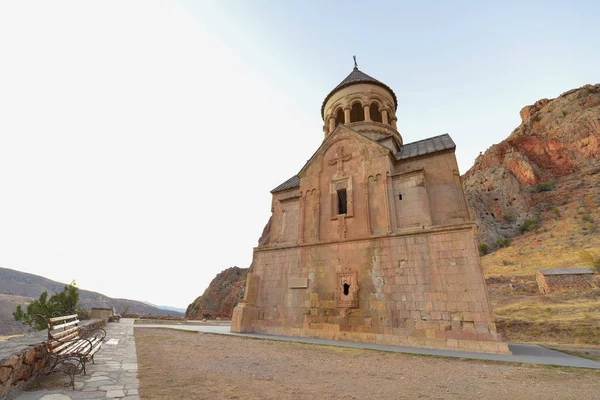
135;329;600;400
482;185;600;345
0;334;23;341
492;289;600;344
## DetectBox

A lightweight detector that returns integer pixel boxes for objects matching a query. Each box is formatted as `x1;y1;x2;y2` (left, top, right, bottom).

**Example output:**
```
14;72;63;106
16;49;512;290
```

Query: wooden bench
38;314;106;388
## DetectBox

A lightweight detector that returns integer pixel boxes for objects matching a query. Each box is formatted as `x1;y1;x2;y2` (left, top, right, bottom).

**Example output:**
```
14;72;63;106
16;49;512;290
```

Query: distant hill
0;267;183;336
141;301;186;314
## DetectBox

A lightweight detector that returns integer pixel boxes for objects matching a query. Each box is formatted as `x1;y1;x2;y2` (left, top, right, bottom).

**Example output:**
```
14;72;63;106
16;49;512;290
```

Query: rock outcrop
463;84;600;245
185;266;248;320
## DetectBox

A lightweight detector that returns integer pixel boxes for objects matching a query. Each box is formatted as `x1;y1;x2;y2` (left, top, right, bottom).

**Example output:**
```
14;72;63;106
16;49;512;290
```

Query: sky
0;1;598;309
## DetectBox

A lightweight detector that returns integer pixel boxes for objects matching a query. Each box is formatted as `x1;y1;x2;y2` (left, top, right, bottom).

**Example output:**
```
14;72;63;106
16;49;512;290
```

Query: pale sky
1;1;598;308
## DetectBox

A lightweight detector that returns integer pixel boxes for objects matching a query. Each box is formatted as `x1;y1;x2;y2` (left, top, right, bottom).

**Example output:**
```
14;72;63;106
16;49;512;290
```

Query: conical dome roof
321;67;397;118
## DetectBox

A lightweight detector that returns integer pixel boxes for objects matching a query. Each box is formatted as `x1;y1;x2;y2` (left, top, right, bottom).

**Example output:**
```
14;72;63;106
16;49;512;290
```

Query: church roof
271;133;456;193
321;67;398;118
396;134;455;160
271;175;300;193
538;268;594;276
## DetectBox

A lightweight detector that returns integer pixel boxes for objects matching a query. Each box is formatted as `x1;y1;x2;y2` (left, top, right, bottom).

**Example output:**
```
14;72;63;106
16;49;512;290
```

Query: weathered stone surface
463;83;600;245
23;348;36;365
0;365;12;384
185;266;248;319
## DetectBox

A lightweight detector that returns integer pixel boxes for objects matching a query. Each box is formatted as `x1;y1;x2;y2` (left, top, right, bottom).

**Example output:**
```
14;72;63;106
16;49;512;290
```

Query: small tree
496;238;511;248
13;282;80;331
478;243;489;255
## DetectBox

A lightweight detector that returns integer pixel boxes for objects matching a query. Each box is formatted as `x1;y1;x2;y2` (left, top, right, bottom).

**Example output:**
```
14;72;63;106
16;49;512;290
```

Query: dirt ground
135;329;600;400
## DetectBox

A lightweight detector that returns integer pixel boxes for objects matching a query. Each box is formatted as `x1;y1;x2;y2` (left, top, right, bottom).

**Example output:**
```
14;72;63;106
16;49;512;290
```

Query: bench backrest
46;314;82;354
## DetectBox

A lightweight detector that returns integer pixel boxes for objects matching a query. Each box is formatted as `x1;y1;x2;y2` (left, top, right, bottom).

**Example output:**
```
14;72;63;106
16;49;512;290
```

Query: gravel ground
135;329;600;400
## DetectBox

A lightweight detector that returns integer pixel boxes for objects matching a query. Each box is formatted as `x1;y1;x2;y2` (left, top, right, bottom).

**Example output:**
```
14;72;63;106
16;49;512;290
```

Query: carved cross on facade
328;147;351;176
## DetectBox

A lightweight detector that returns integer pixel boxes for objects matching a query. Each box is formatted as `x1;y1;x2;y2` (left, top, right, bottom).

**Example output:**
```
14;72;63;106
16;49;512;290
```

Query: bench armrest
80;326;107;341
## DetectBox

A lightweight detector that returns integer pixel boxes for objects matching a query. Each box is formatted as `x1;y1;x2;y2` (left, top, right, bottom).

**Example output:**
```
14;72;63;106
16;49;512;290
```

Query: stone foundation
233;226;510;355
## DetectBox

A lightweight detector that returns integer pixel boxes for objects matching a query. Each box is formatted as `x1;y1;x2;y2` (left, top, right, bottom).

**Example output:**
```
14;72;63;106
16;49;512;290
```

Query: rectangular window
337;189;347;215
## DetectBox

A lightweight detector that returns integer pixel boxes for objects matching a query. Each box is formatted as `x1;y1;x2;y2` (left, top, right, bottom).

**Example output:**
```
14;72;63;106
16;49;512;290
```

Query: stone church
231;64;509;354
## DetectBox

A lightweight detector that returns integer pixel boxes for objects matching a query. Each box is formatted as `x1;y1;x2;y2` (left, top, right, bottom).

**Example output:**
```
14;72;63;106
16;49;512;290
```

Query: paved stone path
14;319;139;400
136;322;600;370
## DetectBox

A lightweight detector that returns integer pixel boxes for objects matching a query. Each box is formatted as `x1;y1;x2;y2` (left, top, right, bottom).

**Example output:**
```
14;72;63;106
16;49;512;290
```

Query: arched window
350;102;364;122
370;103;382;123
335;108;344;126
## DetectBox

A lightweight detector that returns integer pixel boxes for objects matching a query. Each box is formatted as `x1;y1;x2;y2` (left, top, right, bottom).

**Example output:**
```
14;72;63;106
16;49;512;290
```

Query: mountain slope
462;83;600;344
463;83;600;245
0;267;183;335
185;266;248;319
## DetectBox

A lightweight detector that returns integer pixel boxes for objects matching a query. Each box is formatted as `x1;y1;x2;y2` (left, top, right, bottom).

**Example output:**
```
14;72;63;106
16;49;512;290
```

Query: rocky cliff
185;266;248;319
463;84;600;245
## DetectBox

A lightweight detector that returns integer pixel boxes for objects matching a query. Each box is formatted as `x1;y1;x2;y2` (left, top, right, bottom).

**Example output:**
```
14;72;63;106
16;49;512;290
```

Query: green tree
13;282;80;331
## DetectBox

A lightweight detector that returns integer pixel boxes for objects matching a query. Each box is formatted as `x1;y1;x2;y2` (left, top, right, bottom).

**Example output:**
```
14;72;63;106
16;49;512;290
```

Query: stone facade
536;269;596;294
231;65;509;354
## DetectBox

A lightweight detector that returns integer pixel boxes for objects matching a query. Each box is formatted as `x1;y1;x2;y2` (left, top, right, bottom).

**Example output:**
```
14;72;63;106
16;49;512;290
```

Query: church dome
321;62;401;143
321;67;397;118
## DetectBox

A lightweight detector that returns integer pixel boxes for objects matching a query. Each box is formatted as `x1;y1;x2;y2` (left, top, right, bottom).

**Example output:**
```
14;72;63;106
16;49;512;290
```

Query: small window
337;189;347;215
398;194;403;200
343;283;350;296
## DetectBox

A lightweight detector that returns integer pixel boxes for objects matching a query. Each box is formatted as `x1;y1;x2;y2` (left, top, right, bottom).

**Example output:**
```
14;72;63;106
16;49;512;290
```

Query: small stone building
231;63;509;354
536;268;596;294
90;301;113;322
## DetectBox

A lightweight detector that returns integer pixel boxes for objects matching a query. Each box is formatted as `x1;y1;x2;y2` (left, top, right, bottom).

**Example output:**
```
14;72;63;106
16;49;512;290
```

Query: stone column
329;117;336;132
390;116;397;129
381;108;389;125
231;273;259;333
344;107;351;124
363;104;371;121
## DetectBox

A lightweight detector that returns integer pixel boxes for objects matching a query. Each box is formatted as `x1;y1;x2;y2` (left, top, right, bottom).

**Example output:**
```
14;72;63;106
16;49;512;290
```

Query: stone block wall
240;225;509;354
536;272;595;294
0;319;105;399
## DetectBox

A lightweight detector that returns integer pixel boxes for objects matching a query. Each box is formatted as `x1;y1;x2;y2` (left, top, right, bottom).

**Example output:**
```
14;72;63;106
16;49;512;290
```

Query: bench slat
46;314;79;323
50;319;80;331
50;326;79;340
55;338;102;358
49;331;80;349
51;337;87;354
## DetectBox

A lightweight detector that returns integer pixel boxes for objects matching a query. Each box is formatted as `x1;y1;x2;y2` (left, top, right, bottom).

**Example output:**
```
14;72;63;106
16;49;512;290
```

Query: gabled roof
271;175;300;193
271;132;457;194
538;268;594;276
321;67;398;118
396;134;455;160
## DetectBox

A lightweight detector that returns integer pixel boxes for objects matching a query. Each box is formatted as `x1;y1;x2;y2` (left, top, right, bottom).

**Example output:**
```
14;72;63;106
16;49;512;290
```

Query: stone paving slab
13;319;139;400
135;323;600;370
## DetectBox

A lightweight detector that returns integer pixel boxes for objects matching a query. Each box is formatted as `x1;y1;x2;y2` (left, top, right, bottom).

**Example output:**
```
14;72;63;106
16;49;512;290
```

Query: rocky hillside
0;267;183;336
463;83;600;345
463;83;600;245
185;266;248;320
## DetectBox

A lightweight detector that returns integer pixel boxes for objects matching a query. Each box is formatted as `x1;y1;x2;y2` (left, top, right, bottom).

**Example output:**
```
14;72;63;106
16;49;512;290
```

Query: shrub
578;250;600;270
478;243;489;255
553;208;561;218
503;214;516;223
562;111;568;117
519;218;539;233
536;182;554;192
534;115;541;122
13;282;80;331
496;238;511;248
582;213;595;223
